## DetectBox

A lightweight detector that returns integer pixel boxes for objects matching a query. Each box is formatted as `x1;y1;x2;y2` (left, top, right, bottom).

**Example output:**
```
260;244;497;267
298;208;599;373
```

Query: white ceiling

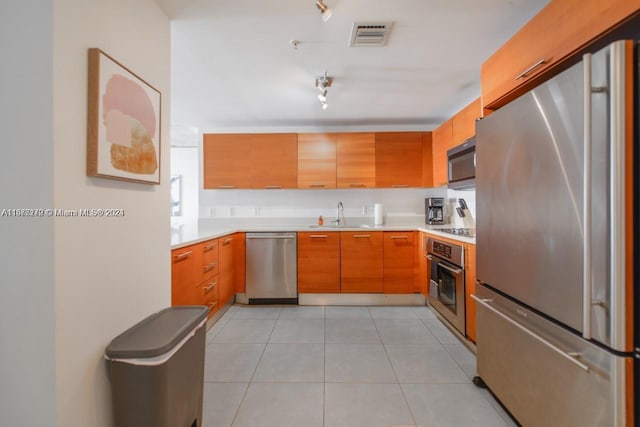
163;0;548;143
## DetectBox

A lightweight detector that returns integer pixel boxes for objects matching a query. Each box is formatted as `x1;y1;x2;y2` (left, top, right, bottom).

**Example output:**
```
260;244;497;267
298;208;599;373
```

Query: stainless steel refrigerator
474;40;637;426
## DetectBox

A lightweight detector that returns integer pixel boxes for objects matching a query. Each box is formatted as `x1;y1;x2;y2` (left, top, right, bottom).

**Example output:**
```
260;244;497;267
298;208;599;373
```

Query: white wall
0;1;57;426
171;146;199;223
53;1;170;426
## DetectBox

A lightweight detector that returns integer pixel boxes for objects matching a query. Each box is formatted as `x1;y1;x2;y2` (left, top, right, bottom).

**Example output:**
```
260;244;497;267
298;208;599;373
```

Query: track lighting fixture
315;71;333;110
315;0;332;22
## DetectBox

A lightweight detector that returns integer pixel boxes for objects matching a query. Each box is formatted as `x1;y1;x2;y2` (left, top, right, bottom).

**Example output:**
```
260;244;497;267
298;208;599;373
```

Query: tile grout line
226;308;280;427
371;307;420;427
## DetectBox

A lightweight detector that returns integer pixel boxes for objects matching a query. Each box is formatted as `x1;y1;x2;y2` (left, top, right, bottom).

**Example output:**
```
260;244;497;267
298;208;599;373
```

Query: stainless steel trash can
105;306;209;427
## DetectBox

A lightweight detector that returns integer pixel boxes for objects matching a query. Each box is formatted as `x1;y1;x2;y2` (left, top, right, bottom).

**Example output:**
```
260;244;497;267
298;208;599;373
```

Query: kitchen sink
308;224;371;229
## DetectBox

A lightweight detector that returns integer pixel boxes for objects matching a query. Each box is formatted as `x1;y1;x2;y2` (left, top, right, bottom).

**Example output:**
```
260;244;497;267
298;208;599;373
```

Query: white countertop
171;220;475;249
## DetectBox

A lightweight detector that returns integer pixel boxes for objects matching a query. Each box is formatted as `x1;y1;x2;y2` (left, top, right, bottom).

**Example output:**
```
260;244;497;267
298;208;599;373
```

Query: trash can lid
105;306;209;359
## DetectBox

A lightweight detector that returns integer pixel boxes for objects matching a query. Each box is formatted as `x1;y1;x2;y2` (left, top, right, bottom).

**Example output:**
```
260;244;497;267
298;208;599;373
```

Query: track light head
316;0;333;22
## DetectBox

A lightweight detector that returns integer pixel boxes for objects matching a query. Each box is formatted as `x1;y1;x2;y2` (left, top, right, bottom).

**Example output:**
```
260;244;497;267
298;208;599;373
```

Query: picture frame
87;48;161;184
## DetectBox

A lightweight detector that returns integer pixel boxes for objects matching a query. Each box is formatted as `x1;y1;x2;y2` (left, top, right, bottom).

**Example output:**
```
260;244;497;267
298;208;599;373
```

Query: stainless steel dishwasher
245;232;297;304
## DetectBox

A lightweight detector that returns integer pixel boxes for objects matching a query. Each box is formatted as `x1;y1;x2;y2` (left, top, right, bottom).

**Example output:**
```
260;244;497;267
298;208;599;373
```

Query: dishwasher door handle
246;235;295;239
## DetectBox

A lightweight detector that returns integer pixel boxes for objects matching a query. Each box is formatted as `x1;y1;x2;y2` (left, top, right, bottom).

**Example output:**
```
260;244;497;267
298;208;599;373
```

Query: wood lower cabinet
340;231;383;293
298;133;337;189
482;0;640;110
250;134;298;189
172;233;244;319
298;232;341;293
374;132;423;188
219;235;236;307
203;134;252;189
464;243;477;343
336;133;376;188
432;119;453;187
234;232;246;293
383;231;417;294
172;239;221;319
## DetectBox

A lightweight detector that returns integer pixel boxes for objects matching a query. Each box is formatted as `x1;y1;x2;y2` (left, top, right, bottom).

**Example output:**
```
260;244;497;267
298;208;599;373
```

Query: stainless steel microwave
447;138;475;190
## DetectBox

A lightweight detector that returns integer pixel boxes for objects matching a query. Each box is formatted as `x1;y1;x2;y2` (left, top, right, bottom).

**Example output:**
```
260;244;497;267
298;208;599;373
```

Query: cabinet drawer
171;244;200;290
200;240;219;281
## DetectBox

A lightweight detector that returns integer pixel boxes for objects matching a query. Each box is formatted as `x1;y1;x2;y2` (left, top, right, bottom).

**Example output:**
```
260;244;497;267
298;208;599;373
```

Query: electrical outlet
209;207;216;217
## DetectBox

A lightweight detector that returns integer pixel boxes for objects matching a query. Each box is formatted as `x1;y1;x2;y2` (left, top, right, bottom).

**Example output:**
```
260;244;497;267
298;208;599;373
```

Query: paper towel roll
374;203;383;225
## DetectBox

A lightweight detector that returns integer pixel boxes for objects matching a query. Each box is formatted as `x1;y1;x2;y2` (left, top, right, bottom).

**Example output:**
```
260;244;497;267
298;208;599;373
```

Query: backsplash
171;147;476;227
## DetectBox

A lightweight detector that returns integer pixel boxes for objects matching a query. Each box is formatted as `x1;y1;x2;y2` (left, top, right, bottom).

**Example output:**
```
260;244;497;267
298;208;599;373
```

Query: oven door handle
425;254;433;260
437;262;463;276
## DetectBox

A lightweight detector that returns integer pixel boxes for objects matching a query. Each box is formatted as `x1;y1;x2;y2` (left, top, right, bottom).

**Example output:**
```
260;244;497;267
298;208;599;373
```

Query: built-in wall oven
426;236;465;335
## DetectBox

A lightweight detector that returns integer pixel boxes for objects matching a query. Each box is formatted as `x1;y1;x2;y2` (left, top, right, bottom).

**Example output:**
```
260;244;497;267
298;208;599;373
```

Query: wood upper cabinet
482;0;640;110
298;232;341;293
250;134;298;189
340;231;383;293
203;134;252;189
374;132;423;188
464;243;477;343
297;133;337;189
422;132;433;188
452;99;480;144
431;119;452;187
336;133;376;188
383;231;417;294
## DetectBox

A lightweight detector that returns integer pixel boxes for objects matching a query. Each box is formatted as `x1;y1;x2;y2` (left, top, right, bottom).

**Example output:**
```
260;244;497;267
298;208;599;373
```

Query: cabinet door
452;98;480;144
482;0;640;109
336;133;376;188
374;132;423;188
298;232;341;293
431;119;452;187
383;232;416;294
298;133;337;189
422;132;433;187
340;231;383;293
203;134;252;189
251;134;298;189
234;232;246;293
219;235;236;306
464;243;477;342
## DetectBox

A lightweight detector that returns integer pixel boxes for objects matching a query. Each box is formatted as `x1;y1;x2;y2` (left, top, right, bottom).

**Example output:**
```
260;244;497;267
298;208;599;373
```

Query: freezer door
476;59;585;332
474;285;631;427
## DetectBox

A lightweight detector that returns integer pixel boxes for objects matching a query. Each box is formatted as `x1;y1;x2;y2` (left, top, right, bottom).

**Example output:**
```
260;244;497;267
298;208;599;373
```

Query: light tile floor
202;305;518;427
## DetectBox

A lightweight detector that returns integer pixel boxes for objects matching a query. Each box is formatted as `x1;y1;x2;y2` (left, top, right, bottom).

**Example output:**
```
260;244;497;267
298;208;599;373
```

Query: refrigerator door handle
471;294;590;372
608;41;627;352
582;53;592;340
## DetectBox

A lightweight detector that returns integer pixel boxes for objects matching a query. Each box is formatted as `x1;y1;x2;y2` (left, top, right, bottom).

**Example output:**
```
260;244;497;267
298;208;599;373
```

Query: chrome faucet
332;201;345;226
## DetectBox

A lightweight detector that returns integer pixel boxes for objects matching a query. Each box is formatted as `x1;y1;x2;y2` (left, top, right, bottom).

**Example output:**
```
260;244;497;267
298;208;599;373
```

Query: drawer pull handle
203;262;217;272
470;294;590;372
203;243;217;252
207;301;218;309
515;58;547;80
353;234;371;238
222;238;232;245
174;251;192;261
217;185;236;189
310;184;326;188
265;185;282;189
310;235;328;238
392;184;409;188
349;183;365;188
204;282;217;292
390;236;408;239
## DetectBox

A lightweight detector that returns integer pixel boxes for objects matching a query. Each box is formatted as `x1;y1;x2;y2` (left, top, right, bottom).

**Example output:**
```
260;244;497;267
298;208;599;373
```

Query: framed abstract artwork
87;48;161;184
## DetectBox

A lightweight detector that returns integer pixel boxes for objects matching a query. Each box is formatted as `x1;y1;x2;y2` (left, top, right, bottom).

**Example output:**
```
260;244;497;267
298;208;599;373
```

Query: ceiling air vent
349;22;393;47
